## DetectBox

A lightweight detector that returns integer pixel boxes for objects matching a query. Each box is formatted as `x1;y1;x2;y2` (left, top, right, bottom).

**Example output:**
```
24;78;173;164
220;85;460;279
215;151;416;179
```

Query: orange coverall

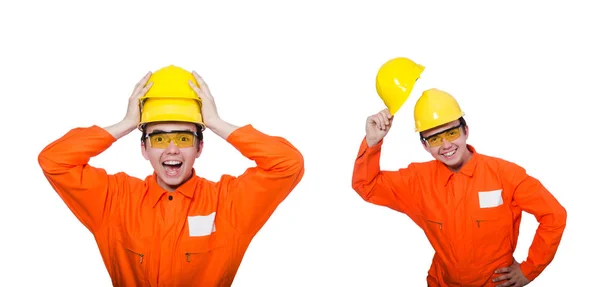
38;124;304;286
351;138;567;286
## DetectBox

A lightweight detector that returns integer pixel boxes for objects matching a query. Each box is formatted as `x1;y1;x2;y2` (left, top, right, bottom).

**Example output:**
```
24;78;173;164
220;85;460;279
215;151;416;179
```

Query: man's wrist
104;119;138;140
366;137;382;147
206;118;239;140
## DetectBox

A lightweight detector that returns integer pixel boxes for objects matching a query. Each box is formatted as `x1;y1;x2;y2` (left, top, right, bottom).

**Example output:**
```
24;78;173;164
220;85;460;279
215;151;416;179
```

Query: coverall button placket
158;190;187;279
447;174;464;280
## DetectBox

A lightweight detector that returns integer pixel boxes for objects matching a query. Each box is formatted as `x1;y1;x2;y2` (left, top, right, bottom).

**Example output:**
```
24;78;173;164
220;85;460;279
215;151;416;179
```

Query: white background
1;0;597;286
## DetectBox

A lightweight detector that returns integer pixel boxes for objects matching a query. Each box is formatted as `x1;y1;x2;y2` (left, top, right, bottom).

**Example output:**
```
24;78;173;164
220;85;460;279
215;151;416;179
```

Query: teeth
444;150;456;157
163;160;182;165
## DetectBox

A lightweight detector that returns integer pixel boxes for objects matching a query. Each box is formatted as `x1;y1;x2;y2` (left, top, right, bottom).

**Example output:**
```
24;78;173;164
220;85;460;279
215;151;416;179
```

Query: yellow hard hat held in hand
375;57;425;115
138;65;206;132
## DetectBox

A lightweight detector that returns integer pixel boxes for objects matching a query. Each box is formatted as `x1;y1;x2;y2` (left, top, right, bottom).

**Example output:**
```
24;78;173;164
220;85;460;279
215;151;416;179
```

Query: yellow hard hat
139;97;205;131
413;88;465;132
375;57;425;115
138;65;205;131
141;65;200;100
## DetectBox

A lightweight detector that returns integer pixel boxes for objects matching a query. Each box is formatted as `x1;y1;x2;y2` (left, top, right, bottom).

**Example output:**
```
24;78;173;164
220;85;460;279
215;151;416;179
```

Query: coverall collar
148;168;200;207
437;144;479;186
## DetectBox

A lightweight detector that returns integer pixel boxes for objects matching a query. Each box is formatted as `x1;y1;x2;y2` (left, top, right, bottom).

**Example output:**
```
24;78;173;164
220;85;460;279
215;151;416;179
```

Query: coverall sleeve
217;124;305;235
351;137;418;216
505;163;567;281
38;125;124;234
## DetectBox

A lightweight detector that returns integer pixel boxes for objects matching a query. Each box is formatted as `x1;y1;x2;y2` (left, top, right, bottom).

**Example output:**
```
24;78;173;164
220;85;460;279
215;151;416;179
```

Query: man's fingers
188;80;204;98
188;80;210;108
384;108;392;119
369;115;380;130
492;274;511;282
379;111;390;126
188;79;198;90
191;70;211;95
132;71;152;96
496;278;517;287
495;267;511;274
367;116;377;128
374;114;381;130
135;71;152;88
378;109;394;127
368;112;390;131
192;70;204;84
139;81;153;97
380;115;388;127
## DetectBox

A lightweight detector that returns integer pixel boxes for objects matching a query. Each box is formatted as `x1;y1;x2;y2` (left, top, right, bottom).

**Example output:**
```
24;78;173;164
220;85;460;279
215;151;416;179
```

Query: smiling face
141;121;203;191
420;118;472;172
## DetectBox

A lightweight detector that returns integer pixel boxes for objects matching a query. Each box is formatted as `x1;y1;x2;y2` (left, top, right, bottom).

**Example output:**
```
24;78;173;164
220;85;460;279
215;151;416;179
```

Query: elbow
38;149;70;175
351;177;362;194
543;203;567;234
38;151;51;174
277;149;305;179
272;138;305;176
288;150;305;177
351;178;373;202
557;203;567;229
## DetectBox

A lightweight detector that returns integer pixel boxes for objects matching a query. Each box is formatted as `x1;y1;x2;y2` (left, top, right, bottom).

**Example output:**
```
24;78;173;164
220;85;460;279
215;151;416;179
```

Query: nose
441;139;452;149
164;140;180;154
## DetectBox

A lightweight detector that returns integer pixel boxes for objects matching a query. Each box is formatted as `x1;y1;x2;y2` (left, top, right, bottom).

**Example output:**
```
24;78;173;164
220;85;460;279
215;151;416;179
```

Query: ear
195;141;204;158
463;125;469;139
141;142;149;160
421;140;430;152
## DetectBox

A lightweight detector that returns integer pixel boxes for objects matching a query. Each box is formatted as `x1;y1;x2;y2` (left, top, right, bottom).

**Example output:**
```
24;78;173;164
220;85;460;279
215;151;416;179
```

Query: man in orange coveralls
351;88;566;287
38;67;305;286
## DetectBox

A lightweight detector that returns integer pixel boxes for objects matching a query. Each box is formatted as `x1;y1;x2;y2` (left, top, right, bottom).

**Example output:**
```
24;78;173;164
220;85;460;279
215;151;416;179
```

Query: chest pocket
471;189;513;260
420;207;446;252
112;231;151;286
177;233;229;282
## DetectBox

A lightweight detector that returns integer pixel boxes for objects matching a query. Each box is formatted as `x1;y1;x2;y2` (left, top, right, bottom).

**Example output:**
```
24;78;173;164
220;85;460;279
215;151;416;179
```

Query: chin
437;149;463;166
158;171;188;187
162;177;185;186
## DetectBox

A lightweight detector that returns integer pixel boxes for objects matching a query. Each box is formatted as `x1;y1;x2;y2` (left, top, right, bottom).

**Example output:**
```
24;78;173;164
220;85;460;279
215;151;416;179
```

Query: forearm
207;118;240;140
352;137;416;213
219;124;304;234
39;126;116;169
225;124;303;171
366;136;382;147
38;125;119;232
103;120;137;140
352;137;385;196
520;216;567;280
509;168;568;280
520;199;567;280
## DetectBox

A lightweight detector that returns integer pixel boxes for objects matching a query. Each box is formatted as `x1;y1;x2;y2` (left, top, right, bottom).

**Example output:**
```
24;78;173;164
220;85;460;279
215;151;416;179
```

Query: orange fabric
351;138;566;286
38;124;304;286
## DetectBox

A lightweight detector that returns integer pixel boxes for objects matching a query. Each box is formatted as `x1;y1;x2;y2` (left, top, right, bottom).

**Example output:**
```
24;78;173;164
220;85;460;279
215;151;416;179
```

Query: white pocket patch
188;212;216;237
478;189;503;208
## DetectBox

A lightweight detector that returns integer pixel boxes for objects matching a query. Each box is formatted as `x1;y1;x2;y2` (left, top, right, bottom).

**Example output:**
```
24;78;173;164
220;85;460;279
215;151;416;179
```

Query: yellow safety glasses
145;130;198;149
421;124;462;147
